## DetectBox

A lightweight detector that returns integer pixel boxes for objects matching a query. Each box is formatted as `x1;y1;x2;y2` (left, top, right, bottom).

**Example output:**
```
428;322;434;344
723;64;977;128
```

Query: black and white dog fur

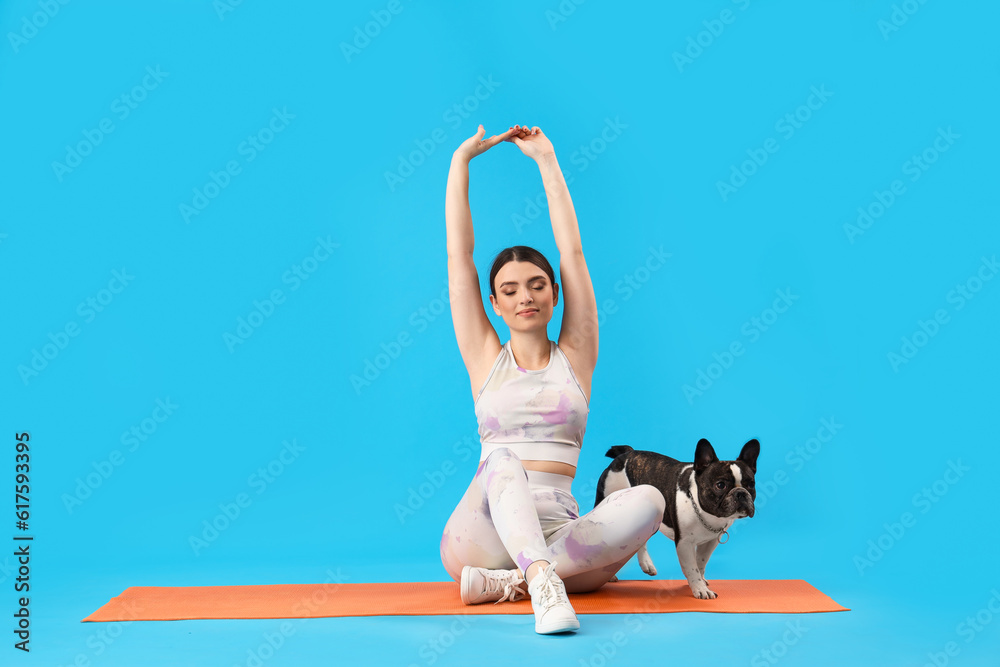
595;438;760;599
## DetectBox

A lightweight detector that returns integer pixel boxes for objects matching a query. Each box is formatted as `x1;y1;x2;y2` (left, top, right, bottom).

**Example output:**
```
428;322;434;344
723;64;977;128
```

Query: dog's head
693;438;759;519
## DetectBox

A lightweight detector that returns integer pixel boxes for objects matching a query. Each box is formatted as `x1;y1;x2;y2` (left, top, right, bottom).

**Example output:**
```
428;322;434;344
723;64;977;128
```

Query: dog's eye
715;481;726;491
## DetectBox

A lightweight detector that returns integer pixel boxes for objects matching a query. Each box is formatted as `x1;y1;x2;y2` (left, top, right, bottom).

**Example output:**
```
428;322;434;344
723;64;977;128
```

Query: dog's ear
694;438;717;473
738;438;760;473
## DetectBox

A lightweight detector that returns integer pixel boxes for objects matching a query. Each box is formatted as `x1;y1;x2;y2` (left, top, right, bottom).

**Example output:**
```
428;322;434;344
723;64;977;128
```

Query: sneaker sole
536;617;580;634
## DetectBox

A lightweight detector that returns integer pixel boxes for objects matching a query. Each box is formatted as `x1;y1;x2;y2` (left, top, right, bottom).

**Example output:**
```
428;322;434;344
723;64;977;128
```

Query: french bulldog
595;438;759;599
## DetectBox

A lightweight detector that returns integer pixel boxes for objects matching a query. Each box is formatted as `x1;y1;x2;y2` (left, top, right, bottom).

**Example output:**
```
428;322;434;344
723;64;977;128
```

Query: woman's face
490;261;558;330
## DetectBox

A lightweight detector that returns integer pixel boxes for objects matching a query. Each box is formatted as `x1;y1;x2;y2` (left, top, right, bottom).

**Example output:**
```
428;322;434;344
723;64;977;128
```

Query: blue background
2;0;998;665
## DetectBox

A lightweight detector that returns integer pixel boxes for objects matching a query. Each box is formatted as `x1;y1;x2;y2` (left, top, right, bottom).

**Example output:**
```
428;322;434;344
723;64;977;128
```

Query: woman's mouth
518;309;538;316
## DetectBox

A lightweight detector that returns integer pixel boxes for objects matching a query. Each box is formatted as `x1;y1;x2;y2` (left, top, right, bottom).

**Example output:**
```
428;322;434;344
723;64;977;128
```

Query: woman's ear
552;283;559;306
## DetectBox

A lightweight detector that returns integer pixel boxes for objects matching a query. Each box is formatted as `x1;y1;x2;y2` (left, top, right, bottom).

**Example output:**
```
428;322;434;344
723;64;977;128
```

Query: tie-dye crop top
474;339;590;468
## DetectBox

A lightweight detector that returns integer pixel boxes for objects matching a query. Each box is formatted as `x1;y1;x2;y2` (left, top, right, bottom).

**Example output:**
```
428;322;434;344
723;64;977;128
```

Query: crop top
474;339;590;467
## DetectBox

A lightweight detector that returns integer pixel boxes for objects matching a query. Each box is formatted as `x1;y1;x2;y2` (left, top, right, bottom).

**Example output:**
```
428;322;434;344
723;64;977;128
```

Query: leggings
440;447;666;593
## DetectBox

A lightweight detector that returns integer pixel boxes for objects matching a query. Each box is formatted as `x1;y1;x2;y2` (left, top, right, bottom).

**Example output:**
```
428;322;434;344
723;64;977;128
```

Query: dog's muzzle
733;488;755;518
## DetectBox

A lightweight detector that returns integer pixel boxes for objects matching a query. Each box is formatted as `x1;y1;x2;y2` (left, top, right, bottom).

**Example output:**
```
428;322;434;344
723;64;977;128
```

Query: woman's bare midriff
520;459;576;478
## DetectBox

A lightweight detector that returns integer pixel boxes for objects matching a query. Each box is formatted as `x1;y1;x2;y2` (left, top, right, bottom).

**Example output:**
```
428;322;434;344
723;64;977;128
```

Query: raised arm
509;126;599;371
446;125;516;390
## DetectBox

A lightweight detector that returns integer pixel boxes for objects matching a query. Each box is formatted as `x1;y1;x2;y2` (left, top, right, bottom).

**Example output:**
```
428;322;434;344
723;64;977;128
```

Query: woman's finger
488;128;514;145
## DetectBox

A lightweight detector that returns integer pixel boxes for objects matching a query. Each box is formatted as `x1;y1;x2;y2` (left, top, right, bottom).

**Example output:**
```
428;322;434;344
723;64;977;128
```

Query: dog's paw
690;583;718;600
637;554;657;576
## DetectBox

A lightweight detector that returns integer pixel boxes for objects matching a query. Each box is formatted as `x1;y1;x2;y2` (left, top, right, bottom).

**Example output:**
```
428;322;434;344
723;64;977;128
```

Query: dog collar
683;470;727;536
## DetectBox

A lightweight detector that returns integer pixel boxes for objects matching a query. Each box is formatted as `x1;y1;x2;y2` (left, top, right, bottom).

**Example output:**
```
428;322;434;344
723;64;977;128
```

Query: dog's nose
734;488;755;518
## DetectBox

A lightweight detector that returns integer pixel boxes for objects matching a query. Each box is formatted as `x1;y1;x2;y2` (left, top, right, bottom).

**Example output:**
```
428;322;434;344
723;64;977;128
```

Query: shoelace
533;562;570;610
484;569;527;604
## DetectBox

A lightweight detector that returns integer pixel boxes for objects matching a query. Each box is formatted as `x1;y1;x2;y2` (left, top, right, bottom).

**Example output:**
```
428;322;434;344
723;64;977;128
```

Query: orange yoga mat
82;579;849;622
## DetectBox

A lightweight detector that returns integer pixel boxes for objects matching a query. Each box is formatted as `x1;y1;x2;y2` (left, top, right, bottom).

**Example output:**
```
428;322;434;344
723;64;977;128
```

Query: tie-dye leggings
440;446;666;593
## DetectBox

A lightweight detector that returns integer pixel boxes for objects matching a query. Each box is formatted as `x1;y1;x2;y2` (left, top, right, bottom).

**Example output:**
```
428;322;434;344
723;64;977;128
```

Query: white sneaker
526;560;580;634
460;566;528;605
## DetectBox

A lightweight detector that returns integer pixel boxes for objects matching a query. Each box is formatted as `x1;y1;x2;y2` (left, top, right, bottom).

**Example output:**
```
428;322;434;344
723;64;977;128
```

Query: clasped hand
454;124;555;162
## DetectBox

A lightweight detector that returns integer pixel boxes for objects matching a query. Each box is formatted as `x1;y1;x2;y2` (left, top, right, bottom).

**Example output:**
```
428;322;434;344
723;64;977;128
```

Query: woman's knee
440;526;477;582
440;545;462;583
628;484;667;532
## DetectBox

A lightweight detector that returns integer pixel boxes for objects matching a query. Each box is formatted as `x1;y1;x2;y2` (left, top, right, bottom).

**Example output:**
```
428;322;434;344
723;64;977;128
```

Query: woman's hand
506;125;555;161
453;124;517;163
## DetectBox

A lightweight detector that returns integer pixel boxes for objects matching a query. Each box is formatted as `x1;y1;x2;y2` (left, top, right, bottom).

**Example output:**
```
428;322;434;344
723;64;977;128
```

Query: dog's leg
637;522;673;576
676;539;715;599
636;540;657;576
695;540;720;597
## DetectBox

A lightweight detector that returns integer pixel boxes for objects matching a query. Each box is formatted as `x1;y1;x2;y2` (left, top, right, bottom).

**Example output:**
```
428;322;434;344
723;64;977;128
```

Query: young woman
439;124;666;634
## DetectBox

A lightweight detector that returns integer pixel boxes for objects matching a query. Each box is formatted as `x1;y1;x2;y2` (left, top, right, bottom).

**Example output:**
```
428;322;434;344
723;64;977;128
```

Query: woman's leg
534;477;667;594
439;447;551;582
441;447;666;593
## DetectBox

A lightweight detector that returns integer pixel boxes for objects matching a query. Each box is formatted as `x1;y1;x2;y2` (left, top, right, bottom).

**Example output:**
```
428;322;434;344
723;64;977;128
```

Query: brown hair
488;246;557;299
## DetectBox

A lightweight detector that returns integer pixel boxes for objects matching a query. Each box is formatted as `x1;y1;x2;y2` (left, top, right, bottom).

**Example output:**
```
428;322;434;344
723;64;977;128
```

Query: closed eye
504;286;544;296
